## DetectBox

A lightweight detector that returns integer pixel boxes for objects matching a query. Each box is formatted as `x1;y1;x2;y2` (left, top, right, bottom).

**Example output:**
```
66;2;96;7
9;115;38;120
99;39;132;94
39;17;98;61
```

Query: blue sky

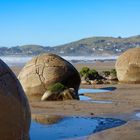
0;0;140;47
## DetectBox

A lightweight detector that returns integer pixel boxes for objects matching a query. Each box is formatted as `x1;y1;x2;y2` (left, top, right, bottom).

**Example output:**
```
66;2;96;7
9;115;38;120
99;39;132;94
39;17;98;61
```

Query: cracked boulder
18;53;81;101
115;48;140;83
0;59;31;140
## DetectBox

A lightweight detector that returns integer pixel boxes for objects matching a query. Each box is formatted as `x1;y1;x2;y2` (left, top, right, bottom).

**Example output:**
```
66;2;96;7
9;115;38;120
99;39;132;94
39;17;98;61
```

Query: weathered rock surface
18;53;81;101
41;88;78;101
0;59;31;140
62;88;78;100
115;48;140;83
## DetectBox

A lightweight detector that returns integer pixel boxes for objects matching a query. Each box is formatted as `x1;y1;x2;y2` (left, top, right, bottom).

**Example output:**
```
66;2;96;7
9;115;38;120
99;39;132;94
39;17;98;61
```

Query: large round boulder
115;48;140;83
18;53;81;101
0;59;31;140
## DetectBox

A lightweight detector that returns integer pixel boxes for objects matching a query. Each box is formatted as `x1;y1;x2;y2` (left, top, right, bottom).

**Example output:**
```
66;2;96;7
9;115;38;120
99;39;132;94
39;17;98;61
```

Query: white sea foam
0;55;118;66
0;56;33;66
62;55;118;61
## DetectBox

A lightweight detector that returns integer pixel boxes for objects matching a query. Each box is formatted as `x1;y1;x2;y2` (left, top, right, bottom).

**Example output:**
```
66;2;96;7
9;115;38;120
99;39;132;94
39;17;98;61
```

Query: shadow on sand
100;87;117;91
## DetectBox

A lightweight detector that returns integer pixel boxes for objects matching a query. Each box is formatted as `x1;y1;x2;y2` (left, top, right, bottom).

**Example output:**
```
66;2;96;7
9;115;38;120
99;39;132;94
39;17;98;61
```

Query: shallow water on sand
79;88;113;104
79;95;113;104
26;81;115;139
79;88;110;94
136;113;140;118
30;116;126;140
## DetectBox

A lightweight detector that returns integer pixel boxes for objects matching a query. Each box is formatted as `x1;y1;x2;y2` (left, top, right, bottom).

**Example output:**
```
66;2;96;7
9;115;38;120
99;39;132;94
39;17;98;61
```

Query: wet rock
81;80;91;85
90;79;104;84
0;59;31;140
107;75;117;80
41;88;78;101
62;88;79;100
81;76;91;85
90;113;94;115
41;90;54;101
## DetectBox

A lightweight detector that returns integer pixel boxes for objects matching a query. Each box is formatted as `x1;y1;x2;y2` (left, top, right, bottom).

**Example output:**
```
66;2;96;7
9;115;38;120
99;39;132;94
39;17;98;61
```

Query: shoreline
11;61;140;140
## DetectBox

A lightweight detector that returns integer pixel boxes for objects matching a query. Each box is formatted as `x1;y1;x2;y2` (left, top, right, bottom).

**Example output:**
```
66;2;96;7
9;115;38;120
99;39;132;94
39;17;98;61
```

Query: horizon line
0;34;140;48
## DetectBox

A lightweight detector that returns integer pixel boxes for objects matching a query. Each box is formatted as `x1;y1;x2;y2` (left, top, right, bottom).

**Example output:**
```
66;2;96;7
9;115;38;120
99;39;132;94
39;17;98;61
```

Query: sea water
0;55;117;66
0;56;32;66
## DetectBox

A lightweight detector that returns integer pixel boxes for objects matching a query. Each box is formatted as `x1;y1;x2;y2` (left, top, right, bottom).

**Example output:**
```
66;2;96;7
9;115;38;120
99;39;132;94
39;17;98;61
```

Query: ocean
0;55;118;66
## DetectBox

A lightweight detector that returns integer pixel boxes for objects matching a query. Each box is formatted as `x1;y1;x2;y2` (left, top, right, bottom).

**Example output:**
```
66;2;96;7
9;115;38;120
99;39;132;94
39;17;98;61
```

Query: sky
0;0;140;47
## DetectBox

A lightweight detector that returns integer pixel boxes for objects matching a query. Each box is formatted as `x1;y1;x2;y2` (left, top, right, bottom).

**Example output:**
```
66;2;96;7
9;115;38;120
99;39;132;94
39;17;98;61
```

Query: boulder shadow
100;87;117;91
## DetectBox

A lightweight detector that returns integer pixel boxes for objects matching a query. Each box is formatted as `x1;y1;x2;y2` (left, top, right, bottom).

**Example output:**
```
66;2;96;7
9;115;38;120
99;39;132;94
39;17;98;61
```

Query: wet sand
11;61;140;140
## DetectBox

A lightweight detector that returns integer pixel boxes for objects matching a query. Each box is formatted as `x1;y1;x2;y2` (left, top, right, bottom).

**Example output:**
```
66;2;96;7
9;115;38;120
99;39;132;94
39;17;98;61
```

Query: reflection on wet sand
30;115;126;140
79;95;113;104
78;88;112;94
32;114;63;124
136;113;140;118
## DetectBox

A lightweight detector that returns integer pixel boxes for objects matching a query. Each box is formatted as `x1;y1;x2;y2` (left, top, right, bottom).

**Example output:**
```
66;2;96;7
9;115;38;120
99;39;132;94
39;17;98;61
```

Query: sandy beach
11;61;140;140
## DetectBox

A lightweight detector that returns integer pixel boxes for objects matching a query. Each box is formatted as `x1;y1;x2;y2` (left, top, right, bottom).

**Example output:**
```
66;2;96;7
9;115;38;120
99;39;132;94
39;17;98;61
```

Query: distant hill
0;35;140;56
0;45;51;56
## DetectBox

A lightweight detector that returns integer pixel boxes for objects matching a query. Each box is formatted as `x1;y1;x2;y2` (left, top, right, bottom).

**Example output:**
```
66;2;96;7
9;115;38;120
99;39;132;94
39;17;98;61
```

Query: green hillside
0;35;140;56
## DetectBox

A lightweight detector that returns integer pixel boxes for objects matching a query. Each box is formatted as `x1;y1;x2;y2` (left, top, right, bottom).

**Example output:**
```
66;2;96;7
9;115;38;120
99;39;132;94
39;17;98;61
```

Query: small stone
90;112;94;115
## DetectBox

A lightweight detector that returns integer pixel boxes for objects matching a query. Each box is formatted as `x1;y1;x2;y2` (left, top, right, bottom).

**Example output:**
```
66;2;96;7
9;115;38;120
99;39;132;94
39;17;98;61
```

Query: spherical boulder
115;48;140;83
0;59;31;140
18;53;81;101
